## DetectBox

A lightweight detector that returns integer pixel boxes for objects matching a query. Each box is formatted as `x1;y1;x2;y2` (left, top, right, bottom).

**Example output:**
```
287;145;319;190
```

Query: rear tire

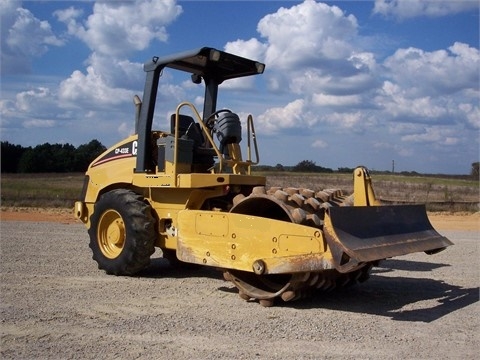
88;189;156;275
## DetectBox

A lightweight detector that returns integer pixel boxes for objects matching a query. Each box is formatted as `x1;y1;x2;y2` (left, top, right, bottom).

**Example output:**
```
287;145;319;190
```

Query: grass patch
1;173;85;208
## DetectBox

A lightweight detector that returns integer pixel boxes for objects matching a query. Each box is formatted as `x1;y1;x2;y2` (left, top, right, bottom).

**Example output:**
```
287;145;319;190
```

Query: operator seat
170;114;215;172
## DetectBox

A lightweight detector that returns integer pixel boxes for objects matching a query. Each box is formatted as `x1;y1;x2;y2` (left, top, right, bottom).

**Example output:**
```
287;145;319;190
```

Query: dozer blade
323;204;453;273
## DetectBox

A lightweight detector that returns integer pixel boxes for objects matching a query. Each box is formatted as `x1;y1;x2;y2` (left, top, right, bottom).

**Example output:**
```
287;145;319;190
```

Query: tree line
255;160;479;179
254;160;340;173
2;140;478;178
1;140;106;173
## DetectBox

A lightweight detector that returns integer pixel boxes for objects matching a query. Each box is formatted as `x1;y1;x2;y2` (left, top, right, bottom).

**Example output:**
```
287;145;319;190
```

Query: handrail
177;102;226;171
247;114;260;167
172;102;260;176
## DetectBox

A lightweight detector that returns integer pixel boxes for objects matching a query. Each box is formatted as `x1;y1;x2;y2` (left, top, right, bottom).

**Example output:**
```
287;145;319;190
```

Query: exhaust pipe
133;95;142;134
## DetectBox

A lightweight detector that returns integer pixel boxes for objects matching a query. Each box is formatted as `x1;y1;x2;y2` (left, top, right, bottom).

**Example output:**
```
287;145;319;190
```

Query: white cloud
118;121;134;138
250;0;477;162
57;51;151;110
225;38;267;62
247;1;381;137
86;52;144;89
374;43;479;133
16;87;54;112
1;2;64;74
312;93;361;107
373;0;479;20
256;99;306;133
387;122;423;136
7;9;64;48
249;0;378;100
459;103;480;129
374;142;414;157
56;0;182;56
53;0;185;113
53;6;84;31
324;111;373;132
53;6;82;21
257;0;358;69
58;65;134;108
193;96;204;108
0;99;17;128
383;43;479;96
23;119;56;129
0;86;64;132
311;139;328;149
288;66;376;96
401;127;460;146
376;81;448;120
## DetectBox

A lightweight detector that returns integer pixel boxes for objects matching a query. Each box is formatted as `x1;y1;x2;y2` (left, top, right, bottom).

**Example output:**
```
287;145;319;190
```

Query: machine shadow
137;256;224;280
138;257;478;323
374;258;451;273
291;259;478;322
299;279;478;323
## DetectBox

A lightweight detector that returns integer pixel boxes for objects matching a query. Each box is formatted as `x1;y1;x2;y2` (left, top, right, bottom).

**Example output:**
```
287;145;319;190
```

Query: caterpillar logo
92;140;138;167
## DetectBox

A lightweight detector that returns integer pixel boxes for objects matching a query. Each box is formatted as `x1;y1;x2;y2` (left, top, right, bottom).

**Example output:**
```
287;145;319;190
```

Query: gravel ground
0;218;478;359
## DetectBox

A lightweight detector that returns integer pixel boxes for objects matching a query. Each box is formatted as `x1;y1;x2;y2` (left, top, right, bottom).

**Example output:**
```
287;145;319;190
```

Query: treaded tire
88;189;156;275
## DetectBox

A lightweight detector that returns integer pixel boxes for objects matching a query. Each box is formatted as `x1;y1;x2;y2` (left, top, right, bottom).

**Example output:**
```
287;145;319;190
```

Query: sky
1;0;479;175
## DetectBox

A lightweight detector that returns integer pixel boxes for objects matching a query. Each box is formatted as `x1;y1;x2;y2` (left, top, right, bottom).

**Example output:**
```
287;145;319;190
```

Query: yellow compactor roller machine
75;47;452;306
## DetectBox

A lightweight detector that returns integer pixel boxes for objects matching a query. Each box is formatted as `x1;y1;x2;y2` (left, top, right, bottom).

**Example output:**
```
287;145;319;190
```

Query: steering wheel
205;109;232;129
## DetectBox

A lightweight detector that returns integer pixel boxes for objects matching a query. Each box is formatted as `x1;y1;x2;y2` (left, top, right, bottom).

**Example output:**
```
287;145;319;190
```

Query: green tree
471;162;479;179
293;160;333;173
337;167;355;173
5;140;106;173
1;141;27;173
17;148;39;173
74;139;106;172
275;163;284;171
293;160;317;172
18;143;76;172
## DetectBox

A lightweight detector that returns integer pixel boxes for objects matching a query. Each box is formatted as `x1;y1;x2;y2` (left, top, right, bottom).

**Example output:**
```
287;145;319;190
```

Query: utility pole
392;160;395;174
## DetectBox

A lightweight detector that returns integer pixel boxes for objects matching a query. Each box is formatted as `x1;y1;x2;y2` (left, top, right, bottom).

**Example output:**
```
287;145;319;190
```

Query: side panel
83;136;139;203
176;210;333;274
84;157;136;203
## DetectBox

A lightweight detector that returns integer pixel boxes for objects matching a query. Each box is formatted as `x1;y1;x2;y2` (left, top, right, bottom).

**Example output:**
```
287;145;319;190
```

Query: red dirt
0;208;78;224
1;207;478;231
